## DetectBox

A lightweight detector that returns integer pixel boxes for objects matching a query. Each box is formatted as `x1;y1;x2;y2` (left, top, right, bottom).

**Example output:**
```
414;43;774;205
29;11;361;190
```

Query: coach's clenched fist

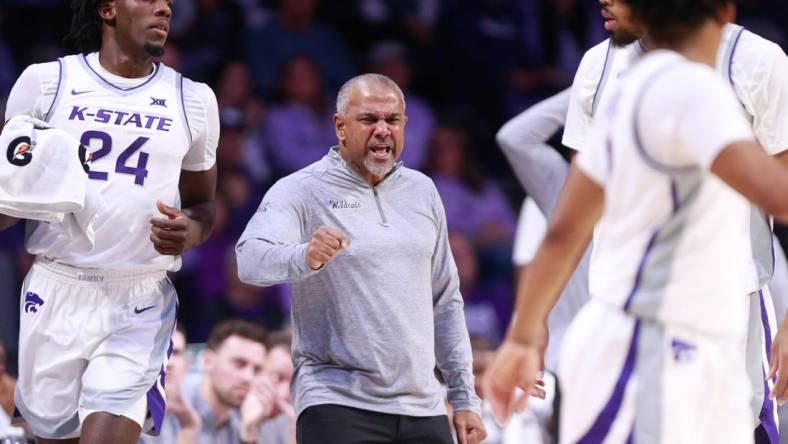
305;226;350;270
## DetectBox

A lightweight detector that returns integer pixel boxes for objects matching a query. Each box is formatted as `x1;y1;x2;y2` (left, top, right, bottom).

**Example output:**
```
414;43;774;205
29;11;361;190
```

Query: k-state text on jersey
68;106;173;132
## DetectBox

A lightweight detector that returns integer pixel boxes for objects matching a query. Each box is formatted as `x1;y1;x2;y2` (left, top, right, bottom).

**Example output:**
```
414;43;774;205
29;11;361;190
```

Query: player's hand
453;410;486;444
482;339;543;426
305;226;350;270
149;200;201;255
768;321;788;405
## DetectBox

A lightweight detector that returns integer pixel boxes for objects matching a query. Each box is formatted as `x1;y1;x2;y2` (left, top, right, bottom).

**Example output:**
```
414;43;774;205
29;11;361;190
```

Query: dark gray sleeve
430;188;482;415
235;178;319;286
496;88;572;217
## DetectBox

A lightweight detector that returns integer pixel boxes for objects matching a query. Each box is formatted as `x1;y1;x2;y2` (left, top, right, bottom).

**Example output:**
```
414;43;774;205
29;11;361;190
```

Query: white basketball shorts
558;300;752;444
14;257;176;439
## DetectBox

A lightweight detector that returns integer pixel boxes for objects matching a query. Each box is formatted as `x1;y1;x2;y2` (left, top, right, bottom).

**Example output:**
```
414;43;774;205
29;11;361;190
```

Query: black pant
296;404;454;444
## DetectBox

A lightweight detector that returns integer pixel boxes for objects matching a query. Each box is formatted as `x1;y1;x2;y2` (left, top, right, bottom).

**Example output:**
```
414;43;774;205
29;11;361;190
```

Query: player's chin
144;41;166;58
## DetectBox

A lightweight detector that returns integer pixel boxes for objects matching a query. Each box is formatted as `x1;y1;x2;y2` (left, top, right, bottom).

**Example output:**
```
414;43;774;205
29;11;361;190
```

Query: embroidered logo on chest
329;200;361;209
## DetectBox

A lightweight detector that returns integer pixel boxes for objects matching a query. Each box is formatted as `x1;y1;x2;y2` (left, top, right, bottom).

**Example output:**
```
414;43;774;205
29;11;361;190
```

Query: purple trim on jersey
670;181;679;213
626;427;634;444
45;58;64;121
591;40;613;117
623;231;659;311
80;53;162;94
177;74;193;146
727;26;745;87
756;291;780;444
576;320;641;444
632;62;697;175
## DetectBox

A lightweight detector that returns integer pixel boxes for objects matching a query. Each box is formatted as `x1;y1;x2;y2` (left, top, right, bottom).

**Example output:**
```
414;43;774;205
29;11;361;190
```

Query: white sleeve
748;42;788;155
671;72;755;169
512;197;547;266
562;45;605;151
181;80;219;171
574;112;610;187
5;63;57;122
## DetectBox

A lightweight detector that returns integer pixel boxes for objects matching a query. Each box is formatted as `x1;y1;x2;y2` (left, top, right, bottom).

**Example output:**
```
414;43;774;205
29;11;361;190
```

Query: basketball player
565;1;788;440
485;0;788;441
2;0;219;442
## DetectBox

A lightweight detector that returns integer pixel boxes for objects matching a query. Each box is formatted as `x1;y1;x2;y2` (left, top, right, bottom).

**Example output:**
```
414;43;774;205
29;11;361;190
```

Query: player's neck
97;43;155;79
671;20;722;68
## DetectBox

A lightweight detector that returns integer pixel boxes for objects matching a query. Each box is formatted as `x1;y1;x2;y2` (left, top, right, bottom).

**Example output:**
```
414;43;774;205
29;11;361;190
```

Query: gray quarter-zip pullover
236;146;481;418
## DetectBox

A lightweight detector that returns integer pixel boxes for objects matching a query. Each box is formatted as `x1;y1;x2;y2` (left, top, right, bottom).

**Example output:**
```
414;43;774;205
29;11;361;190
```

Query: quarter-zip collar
326;146;403;190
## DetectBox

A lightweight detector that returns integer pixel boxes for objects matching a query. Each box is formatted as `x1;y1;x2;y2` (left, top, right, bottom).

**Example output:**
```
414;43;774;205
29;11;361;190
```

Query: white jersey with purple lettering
563;50;755;443
4;51;219;270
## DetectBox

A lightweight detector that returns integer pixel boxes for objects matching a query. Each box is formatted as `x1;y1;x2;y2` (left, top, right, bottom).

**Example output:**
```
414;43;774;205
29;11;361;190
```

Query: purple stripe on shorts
146;366;167;435
576;320;641;444
756;291;779;444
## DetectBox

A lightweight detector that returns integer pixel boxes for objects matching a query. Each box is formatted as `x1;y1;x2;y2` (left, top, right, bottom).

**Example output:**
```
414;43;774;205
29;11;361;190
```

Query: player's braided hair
625;0;733;46
63;0;106;53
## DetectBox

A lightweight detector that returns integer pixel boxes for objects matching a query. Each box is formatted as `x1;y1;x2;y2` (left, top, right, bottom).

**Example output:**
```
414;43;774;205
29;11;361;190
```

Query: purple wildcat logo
24;292;44;314
670;338;697;363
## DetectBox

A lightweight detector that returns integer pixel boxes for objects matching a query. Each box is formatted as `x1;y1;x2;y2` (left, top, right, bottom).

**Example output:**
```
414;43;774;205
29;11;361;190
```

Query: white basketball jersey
565;24;788;292
576;51;755;337
24;54;204;269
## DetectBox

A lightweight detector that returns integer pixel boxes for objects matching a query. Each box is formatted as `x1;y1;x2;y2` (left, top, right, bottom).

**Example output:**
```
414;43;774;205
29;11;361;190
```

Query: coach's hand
149;200;201;255
305;226;350;270
769;320;788;405
453;410;486;444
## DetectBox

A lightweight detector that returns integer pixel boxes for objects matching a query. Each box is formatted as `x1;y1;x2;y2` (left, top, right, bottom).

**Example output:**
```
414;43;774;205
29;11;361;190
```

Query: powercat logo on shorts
24;292;44;314
670;338;697;363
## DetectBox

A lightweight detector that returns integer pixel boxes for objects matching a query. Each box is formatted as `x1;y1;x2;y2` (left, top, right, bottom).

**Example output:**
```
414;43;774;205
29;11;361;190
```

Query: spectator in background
367;41;435;170
244;0;355;98
260;330;296;444
0;342;15;417
181;319;279;443
169;0;244;83
450;230;504;345
139;325;201;444
425;124;516;279
215;61;272;186
263;55;337;176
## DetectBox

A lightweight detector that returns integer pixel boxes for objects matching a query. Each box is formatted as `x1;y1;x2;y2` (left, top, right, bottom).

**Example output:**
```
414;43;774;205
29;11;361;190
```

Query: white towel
0;115;90;222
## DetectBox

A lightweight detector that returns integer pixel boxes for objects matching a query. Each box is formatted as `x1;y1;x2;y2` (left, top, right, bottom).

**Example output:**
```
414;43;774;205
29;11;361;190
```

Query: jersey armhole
175;73;193;147
44;58;65;123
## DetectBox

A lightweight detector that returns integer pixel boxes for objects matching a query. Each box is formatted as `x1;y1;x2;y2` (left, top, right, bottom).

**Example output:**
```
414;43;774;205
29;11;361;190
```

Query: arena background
0;0;786;386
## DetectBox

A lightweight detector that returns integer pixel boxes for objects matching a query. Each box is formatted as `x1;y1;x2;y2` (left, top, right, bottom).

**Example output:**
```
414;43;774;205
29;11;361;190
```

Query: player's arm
1;64;49;229
496;89;571;216
150;82;220;255
712;144;788;223
483;164;602;424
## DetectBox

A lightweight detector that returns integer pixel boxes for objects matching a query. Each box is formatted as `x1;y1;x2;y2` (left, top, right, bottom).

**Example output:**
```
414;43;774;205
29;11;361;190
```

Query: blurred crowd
0;2;787;441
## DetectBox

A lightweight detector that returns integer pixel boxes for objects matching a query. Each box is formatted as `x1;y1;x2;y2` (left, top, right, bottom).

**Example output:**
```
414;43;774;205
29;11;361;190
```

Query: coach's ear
98;0;117;23
334;113;346;145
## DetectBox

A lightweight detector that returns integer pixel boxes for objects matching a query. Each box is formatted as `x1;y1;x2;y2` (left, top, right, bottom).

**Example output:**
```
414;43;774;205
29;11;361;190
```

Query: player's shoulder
736;25;785;57
634;52;728;105
177;72;217;107
18;60;61;84
576;38;612;81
